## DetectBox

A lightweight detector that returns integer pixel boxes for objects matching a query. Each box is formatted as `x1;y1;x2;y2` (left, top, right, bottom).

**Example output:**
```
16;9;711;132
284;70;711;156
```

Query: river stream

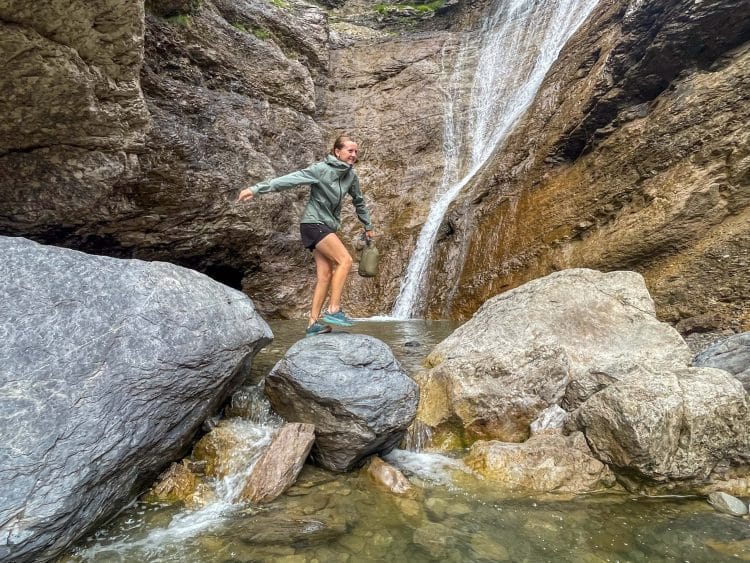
63;320;749;562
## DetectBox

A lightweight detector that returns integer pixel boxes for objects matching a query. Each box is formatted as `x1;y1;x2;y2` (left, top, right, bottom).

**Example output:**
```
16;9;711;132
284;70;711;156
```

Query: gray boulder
694;332;750;392
0;237;271;562
708;492;749;517
264;333;419;472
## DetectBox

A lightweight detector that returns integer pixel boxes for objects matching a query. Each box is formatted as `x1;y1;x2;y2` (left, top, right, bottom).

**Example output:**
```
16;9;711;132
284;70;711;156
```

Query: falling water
73;417;279;560
391;0;600;318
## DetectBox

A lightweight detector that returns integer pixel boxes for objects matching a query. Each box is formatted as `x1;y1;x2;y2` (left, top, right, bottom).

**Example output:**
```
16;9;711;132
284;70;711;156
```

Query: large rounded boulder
415;268;690;447
0;236;271;562
264;333;419;472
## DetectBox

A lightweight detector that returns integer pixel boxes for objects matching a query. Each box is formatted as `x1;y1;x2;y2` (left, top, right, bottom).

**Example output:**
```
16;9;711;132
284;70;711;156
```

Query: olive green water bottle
358;237;379;277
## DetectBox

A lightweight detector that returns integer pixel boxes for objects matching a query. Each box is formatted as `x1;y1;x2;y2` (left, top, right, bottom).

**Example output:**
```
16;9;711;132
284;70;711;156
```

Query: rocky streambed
2;237;748;561
55;264;750;560
64;311;750;562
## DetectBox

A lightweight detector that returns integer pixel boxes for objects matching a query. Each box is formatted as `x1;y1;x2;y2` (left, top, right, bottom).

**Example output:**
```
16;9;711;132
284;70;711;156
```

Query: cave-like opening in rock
203;264;244;290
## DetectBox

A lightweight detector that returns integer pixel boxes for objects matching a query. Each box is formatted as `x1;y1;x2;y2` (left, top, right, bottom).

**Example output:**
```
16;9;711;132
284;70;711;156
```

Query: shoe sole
305;326;332;337
305;330;331;337
322;317;354;327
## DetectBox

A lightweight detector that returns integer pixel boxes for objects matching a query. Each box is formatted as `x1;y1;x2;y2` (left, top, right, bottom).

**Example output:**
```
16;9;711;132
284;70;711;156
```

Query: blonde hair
330;135;356;155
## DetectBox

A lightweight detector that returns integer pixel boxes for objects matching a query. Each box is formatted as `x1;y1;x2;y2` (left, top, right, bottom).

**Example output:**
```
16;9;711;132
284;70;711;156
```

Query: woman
237;135;375;337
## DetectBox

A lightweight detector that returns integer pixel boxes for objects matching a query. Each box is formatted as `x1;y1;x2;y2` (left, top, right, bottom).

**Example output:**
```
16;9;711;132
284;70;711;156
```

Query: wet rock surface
264;333;419;472
693;332;750;392
465;431;616;494
241;422;316;504
0;236;271;562
707;492;749;517
146;461;200;505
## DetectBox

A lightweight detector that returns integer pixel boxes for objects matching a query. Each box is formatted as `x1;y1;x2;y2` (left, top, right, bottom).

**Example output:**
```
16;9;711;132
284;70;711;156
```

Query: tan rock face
420;268;750;492
0;0;148;152
192;424;245;478
464;432;616;494
0;0;149;240
146;461;198;504
427;0;750;330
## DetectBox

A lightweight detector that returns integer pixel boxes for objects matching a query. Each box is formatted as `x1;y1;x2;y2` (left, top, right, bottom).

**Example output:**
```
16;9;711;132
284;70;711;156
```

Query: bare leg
313;233;353;313
310;249;333;325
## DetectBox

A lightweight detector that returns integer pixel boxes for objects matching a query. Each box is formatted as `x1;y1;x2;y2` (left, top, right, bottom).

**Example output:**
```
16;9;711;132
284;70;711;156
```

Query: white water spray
391;0;599;318
74;418;278;560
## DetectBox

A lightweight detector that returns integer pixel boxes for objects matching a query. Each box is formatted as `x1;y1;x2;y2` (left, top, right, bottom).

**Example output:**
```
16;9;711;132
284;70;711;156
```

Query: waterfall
391;0;599;319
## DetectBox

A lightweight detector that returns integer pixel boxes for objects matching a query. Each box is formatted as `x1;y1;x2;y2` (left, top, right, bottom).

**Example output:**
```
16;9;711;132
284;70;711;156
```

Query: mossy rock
146;0;202;18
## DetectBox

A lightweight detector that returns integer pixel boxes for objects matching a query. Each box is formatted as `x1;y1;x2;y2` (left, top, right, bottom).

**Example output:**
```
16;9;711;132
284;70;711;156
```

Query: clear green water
64;320;750;562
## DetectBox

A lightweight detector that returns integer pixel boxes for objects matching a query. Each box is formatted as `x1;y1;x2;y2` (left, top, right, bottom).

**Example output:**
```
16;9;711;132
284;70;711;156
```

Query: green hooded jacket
250;154;373;232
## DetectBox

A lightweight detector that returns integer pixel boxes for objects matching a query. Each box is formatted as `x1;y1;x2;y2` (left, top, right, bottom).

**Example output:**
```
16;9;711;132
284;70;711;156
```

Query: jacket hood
325;154;353;175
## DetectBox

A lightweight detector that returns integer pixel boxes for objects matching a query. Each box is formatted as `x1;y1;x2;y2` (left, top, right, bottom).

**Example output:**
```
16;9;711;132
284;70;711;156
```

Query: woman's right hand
237;188;254;202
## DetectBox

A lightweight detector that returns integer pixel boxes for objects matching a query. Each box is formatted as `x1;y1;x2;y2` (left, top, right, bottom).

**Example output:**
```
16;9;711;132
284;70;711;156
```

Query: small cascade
226;384;283;426
391;0;599;318
401;419;435;452
75;405;280;559
212;420;276;504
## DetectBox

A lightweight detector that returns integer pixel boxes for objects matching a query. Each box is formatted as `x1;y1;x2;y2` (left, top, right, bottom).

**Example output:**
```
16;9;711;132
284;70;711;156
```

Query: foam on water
73;419;276;561
384;448;476;486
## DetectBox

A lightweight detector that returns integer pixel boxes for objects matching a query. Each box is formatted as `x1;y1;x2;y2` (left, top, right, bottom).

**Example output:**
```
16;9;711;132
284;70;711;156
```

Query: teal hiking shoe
322;310;355;327
305;321;332;337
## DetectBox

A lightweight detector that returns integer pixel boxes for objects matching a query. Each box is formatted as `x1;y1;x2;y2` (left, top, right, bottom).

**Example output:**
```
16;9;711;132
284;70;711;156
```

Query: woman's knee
316;268;333;284
338;253;353;269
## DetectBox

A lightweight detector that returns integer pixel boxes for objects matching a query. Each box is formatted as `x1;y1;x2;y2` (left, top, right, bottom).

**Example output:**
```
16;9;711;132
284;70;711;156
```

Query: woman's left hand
237;188;254;202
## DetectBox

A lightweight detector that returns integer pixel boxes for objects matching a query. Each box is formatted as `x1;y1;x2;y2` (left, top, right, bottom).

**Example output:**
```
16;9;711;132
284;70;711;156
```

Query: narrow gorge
2;0;747;331
1;0;749;561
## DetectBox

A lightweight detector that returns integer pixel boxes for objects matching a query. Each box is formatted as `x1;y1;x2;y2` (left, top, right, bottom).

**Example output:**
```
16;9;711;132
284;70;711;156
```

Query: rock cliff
427;0;750;330
0;0;747;329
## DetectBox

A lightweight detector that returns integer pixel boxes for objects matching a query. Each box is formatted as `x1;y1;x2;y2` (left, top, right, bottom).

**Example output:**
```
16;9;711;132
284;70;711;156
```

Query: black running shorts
300;223;334;251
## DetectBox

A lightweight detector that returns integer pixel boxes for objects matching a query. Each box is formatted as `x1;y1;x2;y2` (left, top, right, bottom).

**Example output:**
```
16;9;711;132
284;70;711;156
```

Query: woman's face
335;141;358;165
